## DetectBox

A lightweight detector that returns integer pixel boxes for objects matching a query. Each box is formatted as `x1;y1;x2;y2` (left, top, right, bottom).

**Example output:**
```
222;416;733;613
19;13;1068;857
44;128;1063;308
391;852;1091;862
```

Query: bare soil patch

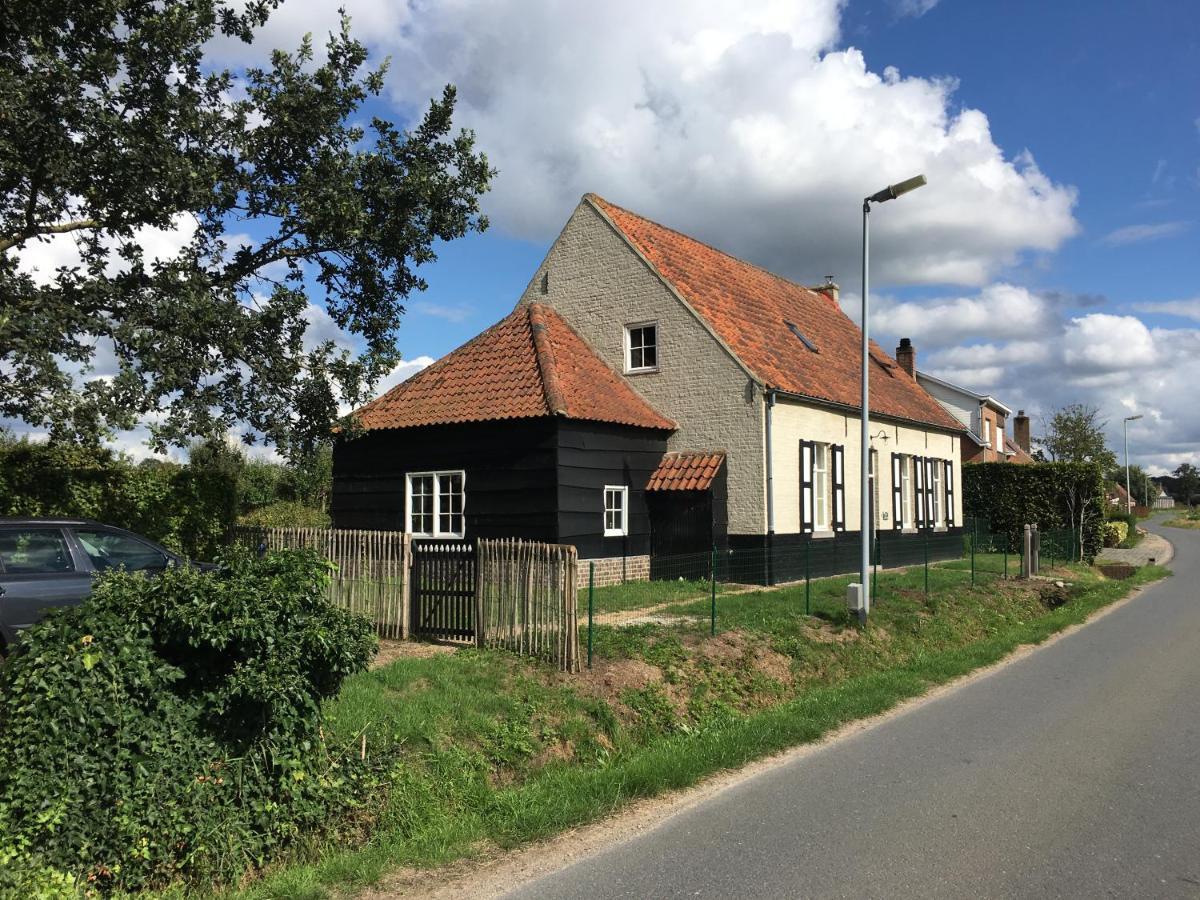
370;639;460;670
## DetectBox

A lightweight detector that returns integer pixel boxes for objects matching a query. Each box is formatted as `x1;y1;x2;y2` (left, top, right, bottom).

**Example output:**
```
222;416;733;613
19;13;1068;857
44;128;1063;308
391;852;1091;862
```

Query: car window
0;528;75;574
73;529;169;573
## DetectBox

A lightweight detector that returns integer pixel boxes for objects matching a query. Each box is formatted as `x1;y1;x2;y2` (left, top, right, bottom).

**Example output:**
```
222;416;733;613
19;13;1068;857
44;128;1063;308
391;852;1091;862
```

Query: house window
624;323;658;373
813;443;831;531
931;462;944;527
406;471;465;538
870;449;880;530
983;418;992;448
604;486;629;537
900;455;913;528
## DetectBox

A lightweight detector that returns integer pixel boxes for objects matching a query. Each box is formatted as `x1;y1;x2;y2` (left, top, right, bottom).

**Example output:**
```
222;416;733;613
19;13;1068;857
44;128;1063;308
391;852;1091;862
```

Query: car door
0;526;95;640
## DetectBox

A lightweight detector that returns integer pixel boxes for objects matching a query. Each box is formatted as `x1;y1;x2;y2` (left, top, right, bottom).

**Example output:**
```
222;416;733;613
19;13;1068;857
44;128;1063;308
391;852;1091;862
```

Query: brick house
914;366;1033;465
333;194;967;584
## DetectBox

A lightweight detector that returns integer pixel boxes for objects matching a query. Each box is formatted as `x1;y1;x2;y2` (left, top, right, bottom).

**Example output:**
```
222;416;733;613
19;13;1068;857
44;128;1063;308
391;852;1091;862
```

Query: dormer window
624;322;658;373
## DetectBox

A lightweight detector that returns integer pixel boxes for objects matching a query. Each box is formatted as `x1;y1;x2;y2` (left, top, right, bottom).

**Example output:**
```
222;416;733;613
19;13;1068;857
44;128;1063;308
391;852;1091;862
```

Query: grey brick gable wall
516;200;766;535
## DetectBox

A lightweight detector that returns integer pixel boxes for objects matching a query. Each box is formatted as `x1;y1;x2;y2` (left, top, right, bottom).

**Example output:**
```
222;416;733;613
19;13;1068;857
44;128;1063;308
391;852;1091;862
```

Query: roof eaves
582;194;764;390
771;386;968;435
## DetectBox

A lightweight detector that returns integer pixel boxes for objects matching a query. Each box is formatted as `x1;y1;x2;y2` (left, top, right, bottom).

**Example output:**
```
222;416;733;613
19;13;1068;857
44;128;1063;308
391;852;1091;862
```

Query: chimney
896;337;916;378
812;275;839;305
1014;409;1031;453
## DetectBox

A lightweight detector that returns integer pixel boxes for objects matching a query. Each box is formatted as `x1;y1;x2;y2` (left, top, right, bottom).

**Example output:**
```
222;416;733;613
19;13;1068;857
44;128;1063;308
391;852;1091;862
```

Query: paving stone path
1096;530;1173;567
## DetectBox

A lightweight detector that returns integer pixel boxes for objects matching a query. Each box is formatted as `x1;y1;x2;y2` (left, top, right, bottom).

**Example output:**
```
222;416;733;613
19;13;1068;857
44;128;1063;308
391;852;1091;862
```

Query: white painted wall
917;375;981;438
771;397;963;533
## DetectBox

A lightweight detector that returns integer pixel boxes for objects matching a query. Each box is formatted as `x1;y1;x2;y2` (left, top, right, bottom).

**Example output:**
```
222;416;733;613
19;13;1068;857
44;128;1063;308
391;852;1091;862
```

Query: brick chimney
896;337;916;377
812;275;839;305
1014;409;1031;453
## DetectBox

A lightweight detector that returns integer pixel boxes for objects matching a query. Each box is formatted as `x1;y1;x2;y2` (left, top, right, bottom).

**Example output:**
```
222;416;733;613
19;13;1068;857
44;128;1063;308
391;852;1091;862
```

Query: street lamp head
866;174;927;205
1125;414;1144;422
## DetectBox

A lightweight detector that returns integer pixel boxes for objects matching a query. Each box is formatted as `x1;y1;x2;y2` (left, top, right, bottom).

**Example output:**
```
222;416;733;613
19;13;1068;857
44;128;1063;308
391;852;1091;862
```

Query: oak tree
1;0;492;456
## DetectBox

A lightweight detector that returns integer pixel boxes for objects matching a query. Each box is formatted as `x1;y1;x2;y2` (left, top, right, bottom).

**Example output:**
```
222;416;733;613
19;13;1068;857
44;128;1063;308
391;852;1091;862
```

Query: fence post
710;546;717;637
872;534;879;602
587;562;595;670
804;539;811;616
1003;537;1008;580
970;518;977;587
924;528;930;598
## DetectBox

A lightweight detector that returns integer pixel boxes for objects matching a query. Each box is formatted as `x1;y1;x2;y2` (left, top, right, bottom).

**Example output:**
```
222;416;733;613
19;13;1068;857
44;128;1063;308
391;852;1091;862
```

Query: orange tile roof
354;303;675;432
646;451;726;491
1004;436;1037;464
587;195;964;433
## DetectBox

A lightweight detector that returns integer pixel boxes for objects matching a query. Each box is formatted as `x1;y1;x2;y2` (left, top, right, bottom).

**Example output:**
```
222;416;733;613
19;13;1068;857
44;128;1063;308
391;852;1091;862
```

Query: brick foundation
577;554;651;588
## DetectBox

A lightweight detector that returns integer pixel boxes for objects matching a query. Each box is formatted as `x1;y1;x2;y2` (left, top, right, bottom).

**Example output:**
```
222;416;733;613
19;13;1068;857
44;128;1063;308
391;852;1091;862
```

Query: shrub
963;462;1105;562
0;549;377;894
239;500;332;528
1103;521;1128;547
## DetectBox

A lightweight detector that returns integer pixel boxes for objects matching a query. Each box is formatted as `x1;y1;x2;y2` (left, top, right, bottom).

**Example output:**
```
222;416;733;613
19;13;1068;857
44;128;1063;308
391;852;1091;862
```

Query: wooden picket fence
234;527;412;638
476;538;580;673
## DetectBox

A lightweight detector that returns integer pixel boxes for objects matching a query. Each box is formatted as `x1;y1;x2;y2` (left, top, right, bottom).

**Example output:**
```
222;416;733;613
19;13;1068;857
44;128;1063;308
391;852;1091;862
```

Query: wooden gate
411;541;476;641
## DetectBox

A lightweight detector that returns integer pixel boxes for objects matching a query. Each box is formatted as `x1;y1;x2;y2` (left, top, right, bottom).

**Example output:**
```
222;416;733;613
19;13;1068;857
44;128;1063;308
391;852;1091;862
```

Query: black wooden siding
555;420;669;559
332;418;670;555
332;419;559;541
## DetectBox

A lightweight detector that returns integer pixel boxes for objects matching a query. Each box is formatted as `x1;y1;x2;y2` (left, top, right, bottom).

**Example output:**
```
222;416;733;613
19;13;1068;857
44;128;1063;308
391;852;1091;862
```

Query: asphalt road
506;521;1200;899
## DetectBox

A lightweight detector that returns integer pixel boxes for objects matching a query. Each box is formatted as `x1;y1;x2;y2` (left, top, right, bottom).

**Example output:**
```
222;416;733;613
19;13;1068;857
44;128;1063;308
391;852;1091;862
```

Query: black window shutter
832;444;846;532
914;456;926;529
800;440;815;534
945;459;956;526
891;453;903;531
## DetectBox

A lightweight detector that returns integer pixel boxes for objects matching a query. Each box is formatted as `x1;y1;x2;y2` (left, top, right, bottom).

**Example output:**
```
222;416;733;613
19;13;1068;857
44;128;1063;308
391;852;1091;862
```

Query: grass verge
228;561;1169;900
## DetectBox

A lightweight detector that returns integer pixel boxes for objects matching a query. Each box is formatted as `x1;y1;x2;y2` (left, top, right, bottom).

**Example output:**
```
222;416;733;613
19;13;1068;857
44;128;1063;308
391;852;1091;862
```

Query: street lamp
1124;414;1143;515
855;174;926;624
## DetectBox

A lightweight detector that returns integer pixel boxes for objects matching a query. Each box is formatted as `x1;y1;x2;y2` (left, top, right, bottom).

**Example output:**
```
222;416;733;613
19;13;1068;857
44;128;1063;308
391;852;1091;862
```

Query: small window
900;455;913;528
407;471;465;538
931;464;944;527
624;323;658;373
813;443;831;531
74;529;169;572
0;528;74;574
869;449;880;531
983;418;992;447
603;486;629;537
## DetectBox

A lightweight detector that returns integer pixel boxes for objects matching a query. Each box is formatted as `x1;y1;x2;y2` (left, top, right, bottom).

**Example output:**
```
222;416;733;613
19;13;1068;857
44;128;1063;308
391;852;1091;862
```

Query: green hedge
963;462;1105;562
0;549;376;895
0;439;236;560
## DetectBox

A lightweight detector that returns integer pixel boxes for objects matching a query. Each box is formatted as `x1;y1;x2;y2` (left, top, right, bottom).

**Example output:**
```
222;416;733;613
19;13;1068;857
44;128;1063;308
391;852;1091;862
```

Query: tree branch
0;218;102;253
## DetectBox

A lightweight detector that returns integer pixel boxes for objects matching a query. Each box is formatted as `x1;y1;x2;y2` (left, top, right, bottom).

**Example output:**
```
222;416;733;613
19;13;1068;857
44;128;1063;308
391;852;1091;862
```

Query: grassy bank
232;560;1169;900
1163;511;1200;529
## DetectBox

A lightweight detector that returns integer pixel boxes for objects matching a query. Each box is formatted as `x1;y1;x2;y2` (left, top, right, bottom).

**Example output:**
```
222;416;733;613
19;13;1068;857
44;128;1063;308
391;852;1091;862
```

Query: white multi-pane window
813;443;830;531
901;455;913;528
604;486;629;536
624;323;658;372
931;461;944;527
406;471;465;538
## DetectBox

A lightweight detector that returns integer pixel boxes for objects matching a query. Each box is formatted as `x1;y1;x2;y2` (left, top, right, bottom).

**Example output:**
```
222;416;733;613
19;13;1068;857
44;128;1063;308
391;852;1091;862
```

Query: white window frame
983;417;992;448
813;442;831;532
405;470;466;538
932;460;944;527
870;449;880;531
901;455;913;529
623;321;659;374
603;485;629;537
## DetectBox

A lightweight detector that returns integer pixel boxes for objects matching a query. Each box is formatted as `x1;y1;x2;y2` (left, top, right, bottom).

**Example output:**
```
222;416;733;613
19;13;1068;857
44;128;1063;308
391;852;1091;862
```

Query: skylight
785;321;818;353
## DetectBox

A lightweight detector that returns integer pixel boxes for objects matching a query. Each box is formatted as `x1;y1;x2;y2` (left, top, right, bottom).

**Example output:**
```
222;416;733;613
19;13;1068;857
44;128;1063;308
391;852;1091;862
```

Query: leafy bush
0;436;236;559
1103;521;1128;547
239;500;332;528
0;549;377;894
963;462;1105;562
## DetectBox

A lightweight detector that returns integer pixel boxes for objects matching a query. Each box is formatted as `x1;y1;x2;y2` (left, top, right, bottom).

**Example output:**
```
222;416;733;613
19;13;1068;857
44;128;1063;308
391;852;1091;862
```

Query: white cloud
1100;221;1190;247
411;300;474;323
372;355;435;397
890;0;941;17
1134;298;1200;322
211;0;1078;288
872;283;1057;347
1062;314;1157;372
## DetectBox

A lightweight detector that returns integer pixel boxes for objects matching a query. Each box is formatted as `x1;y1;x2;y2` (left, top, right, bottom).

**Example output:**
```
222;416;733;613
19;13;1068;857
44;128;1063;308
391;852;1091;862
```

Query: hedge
963;462;1105;562
0;439;236;560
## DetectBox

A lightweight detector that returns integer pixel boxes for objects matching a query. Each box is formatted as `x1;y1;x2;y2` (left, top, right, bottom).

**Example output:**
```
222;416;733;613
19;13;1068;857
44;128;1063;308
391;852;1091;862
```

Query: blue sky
14;0;1199;470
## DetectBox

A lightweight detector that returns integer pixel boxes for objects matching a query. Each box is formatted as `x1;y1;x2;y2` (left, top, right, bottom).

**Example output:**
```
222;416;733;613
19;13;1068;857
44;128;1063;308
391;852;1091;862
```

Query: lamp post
856;174;926;624
1124;413;1143;515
